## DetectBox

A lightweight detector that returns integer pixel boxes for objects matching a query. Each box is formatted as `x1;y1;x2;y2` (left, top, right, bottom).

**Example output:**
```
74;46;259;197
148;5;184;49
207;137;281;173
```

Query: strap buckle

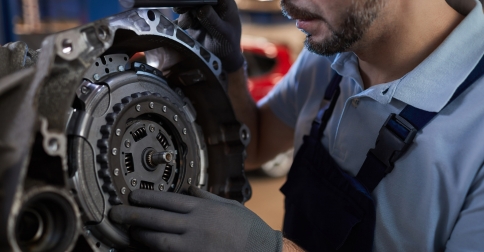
369;113;417;174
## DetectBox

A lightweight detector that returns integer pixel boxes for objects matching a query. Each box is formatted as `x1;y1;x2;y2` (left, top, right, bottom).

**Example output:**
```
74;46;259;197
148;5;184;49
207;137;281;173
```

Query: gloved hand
174;0;244;72
110;186;283;252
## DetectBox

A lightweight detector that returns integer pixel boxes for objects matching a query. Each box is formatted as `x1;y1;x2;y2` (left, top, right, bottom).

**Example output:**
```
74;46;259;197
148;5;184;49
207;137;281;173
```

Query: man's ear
445;0;478;15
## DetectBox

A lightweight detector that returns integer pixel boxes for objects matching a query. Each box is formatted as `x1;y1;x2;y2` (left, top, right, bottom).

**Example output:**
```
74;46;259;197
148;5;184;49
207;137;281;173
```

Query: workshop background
0;0;305;230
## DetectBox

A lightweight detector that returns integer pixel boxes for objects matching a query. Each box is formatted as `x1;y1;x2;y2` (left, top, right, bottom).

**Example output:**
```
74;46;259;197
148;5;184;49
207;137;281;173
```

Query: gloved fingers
195;5;231;36
129;189;198;213
172;7;191;14
131;228;185;252
188;185;240;206
109;205;187;234
176;12;196;30
212;0;231;19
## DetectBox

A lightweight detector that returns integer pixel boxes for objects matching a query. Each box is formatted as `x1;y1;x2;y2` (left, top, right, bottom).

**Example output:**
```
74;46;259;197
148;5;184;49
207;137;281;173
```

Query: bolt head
149;102;154;109
121;187;127;194
174;115;178;121
124;140;131;148
149;125;155;132
158;184;164;191
93;73;100;81
136;104;141;112
190;161;194;168
131;179;137;187
116;129;121;136
188;178;192;185
113;168;119;176
112;148;117;156
163;106;167;112
81;86;89;94
118;65;125;72
183;128;187;135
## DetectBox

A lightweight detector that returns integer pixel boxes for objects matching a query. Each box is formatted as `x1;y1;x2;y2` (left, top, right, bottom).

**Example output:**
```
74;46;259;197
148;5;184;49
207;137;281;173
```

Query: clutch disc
68;56;204;248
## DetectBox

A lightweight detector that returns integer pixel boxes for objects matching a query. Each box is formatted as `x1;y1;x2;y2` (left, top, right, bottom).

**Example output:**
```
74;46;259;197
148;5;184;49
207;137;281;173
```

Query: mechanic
110;0;484;251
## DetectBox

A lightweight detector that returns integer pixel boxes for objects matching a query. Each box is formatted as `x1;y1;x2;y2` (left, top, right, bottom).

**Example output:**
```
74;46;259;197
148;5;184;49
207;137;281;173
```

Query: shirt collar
331;0;484;112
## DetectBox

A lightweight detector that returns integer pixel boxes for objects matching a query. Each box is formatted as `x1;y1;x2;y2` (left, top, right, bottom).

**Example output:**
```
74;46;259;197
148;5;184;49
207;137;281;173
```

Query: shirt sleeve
258;49;335;129
445;163;484;251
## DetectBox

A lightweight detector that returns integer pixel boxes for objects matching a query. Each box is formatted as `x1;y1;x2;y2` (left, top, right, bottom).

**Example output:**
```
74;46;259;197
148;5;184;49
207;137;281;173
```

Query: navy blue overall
281;56;484;252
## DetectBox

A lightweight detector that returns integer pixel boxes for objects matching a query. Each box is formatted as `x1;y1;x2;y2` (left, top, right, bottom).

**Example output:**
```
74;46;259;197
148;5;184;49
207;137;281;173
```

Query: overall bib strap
356;55;484;192
309;73;343;138
283;72;378;252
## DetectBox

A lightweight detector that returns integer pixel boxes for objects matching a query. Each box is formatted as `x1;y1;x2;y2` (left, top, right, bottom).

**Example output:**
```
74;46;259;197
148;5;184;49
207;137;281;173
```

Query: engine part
0;8;251;252
119;0;218;9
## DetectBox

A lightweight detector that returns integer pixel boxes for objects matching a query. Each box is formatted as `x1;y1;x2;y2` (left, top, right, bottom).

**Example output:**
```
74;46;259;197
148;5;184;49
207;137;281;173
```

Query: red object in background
242;37;293;102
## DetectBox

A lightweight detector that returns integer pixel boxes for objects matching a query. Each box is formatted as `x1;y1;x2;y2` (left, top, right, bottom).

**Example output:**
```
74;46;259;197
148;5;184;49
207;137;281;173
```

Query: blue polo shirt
262;1;484;251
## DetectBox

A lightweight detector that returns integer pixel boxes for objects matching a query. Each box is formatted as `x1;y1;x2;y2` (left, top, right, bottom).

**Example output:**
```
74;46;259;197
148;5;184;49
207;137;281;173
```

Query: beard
281;0;383;56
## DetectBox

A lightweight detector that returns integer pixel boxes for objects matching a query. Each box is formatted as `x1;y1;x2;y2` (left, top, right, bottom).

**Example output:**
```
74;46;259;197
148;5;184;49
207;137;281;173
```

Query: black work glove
174;0;244;72
110;186;283;252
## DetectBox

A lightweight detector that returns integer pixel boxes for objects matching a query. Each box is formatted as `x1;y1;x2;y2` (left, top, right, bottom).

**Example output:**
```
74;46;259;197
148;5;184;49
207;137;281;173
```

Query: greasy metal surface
0;8;251;251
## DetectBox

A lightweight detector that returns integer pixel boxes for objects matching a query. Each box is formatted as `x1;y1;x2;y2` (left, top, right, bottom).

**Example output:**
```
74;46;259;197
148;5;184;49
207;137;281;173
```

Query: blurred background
0;0;305;230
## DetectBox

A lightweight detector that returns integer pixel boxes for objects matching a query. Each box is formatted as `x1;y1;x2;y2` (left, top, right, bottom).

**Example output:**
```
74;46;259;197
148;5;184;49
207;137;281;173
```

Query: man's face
281;0;384;56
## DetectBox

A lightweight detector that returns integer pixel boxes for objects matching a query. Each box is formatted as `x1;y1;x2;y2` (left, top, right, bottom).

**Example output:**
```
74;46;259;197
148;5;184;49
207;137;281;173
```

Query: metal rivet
241;129;249;141
113;168;119;176
62;39;73;54
116;128;121;136
159;184;164;191
183;128;187;135
136;104;141;112
118;65;125;72
112;148;117;156
93;74;100;81
190;161;194;168
171;184;175;188
81;86;89;94
149;125;155;132
188;178;192;185
174;115;178;121
149;102;154;109
121;187;126;194
131;179;137;187
85;229;91;235
163;106;167;112
48;138;59;152
124;140;131;148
